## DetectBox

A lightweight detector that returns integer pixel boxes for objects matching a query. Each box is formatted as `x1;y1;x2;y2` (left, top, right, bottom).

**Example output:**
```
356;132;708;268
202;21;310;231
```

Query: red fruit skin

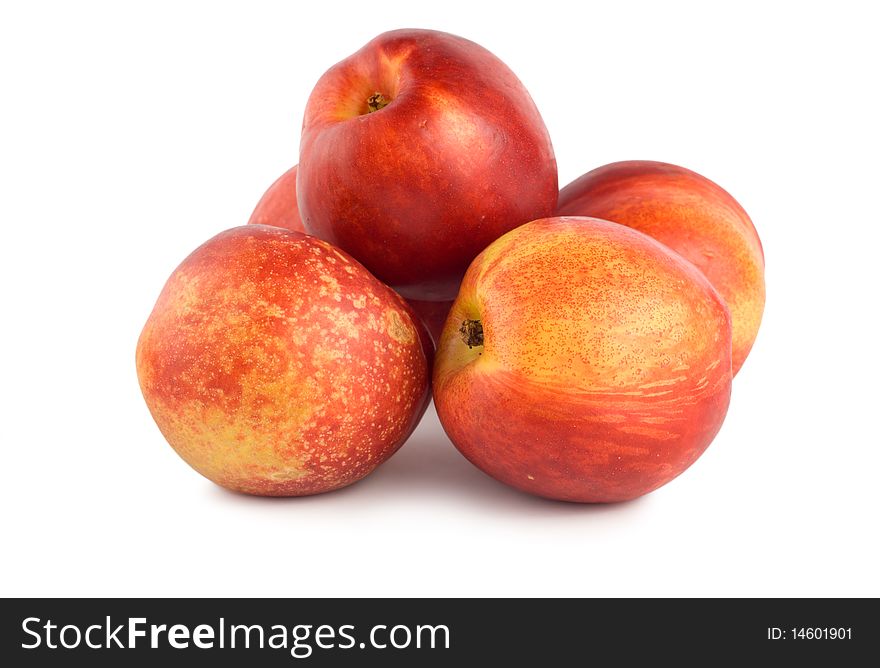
136;225;431;496
247;165;304;233
433;217;733;503
405;298;453;347
556;161;764;375
298;28;558;301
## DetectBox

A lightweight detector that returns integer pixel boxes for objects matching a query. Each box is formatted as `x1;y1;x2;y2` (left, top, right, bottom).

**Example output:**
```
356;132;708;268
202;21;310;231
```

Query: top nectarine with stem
298;28;558;301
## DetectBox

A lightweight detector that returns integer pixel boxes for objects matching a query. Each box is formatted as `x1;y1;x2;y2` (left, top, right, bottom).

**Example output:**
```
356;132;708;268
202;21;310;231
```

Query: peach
136;225;431;496
556;161;764;374
433;217;733;503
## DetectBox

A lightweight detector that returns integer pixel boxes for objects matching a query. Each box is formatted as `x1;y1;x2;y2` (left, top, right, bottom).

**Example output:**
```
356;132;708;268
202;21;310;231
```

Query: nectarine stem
460;319;483;348
367;92;389;113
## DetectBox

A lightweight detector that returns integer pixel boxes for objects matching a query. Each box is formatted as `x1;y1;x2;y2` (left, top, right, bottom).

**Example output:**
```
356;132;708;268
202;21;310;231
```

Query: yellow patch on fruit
385;309;415;345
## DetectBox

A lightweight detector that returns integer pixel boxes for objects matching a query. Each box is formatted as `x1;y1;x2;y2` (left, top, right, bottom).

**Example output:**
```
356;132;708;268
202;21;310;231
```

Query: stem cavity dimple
459;319;484;349
366;92;390;113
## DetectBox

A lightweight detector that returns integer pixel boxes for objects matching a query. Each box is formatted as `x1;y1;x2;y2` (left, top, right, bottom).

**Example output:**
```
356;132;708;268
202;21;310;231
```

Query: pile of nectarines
137;29;764;503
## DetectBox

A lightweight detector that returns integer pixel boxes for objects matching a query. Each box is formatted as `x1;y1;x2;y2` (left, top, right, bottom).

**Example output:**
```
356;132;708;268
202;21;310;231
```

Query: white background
2;0;878;597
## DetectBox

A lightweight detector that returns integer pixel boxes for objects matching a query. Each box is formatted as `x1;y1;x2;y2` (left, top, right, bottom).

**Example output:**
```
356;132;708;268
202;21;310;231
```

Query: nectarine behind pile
247;165;304;232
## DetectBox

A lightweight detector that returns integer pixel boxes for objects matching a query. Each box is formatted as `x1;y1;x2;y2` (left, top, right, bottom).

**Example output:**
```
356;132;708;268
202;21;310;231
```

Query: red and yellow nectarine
557;161;764;374
136;225;431;496
433;217;733;503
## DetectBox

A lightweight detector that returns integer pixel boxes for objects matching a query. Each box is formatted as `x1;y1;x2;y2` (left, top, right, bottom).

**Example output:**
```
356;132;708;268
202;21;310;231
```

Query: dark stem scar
459;319;484;348
366;92;390;113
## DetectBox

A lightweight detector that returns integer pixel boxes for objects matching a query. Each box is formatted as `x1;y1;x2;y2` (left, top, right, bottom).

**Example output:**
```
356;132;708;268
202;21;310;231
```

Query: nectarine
433;217;733;503
298;29;557;301
137;225;431;496
557;161;764;374
247;165;304;233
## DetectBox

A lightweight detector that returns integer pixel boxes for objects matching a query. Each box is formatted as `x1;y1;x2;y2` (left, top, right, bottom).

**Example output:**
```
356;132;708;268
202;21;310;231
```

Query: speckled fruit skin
136;225;432;496
245;164;453;346
298;28;558;301
404;298;453;347
247;165;304;232
556;161;764;375
433;217;733;503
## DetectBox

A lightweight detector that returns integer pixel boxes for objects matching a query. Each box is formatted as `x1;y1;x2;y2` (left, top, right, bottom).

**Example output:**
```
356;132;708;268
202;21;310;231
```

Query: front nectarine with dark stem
433;217;733;503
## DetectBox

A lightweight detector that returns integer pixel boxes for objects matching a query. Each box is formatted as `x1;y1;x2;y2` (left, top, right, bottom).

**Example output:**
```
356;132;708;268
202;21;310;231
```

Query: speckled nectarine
433;217;733;503
136;225;431;496
557;161;764;374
